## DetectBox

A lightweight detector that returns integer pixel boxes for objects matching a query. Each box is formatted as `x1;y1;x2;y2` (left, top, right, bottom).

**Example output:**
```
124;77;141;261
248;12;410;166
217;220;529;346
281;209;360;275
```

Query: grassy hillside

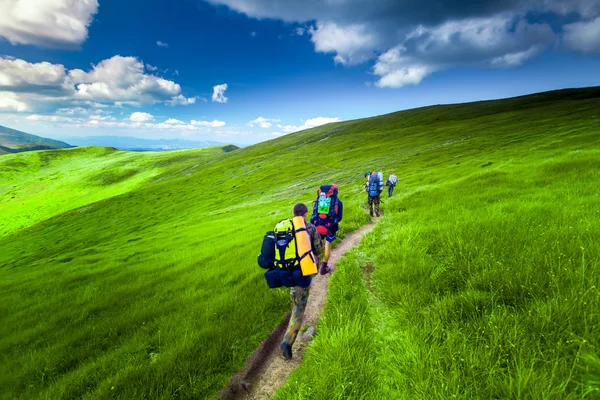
1;87;599;399
0;124;72;151
275;88;600;399
0;146;227;237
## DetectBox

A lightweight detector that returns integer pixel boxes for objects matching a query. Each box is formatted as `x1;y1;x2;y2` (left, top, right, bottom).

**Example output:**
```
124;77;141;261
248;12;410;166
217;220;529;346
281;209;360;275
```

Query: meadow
1;87;599;399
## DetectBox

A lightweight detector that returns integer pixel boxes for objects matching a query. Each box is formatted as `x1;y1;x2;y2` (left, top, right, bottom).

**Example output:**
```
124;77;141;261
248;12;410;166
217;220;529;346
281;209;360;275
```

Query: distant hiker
276;203;323;360
366;171;384;217
310;184;343;275
386;172;399;198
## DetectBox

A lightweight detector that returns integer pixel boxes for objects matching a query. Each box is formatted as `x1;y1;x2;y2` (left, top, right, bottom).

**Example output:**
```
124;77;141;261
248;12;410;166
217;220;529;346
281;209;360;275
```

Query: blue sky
0;0;599;145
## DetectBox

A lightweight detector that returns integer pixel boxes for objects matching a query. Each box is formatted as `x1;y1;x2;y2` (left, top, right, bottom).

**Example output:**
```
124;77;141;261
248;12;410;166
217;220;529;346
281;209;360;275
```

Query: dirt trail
216;222;376;400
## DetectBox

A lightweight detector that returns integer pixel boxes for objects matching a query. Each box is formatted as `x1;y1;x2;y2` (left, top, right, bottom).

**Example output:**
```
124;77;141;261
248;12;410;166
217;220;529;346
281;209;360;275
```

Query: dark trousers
368;195;380;215
388;184;395;198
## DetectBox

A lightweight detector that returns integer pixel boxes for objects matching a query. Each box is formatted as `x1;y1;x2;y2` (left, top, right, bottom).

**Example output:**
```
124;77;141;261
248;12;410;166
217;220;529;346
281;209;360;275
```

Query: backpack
310;184;342;237
368;173;381;197
258;219;313;288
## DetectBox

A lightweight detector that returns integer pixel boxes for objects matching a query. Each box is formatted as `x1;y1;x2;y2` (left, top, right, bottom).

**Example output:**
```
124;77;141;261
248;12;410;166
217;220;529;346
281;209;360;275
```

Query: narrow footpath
217;222;376;400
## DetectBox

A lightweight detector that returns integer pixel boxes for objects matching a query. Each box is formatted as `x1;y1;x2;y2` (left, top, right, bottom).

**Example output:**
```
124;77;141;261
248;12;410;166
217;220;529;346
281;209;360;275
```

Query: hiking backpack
310;184;342;237
258;219;312;288
368;173;382;197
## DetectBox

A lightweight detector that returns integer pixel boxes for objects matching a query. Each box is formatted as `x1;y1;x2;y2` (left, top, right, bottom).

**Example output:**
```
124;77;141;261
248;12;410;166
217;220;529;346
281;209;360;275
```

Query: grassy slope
0;146;226;237
1;87;599;399
0;124;72;148
275;88;600;399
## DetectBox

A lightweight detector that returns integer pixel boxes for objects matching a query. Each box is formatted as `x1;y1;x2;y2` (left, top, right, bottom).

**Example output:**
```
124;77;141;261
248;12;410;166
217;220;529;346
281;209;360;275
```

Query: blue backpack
368;173;381;197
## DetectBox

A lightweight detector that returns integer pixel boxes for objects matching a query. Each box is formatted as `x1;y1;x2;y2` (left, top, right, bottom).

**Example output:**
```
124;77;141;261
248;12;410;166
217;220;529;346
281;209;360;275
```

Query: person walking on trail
280;203;323;360
310;184;343;276
366;171;383;217
386;172;399;198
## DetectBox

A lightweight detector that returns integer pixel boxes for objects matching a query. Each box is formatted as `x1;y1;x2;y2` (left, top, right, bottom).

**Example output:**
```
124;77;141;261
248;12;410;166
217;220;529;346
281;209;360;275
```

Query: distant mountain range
0;124;238;155
61;136;232;151
0;125;72;154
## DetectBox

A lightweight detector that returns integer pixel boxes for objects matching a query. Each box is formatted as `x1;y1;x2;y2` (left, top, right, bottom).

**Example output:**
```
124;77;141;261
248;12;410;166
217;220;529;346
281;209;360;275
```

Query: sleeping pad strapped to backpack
257;219;316;288
310;184;343;237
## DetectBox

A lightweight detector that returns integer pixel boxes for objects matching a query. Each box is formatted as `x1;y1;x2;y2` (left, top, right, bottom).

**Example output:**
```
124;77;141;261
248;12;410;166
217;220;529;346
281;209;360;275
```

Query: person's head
293;203;309;217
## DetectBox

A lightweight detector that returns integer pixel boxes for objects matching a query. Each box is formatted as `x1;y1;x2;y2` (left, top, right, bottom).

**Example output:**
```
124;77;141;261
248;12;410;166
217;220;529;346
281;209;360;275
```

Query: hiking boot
370;211;374;217
280;342;292;360
320;262;332;275
375;211;380;217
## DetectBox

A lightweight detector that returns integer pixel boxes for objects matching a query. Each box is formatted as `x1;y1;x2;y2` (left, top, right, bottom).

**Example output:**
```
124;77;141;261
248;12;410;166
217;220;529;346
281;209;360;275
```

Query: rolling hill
0;124;72;154
1;87;599;399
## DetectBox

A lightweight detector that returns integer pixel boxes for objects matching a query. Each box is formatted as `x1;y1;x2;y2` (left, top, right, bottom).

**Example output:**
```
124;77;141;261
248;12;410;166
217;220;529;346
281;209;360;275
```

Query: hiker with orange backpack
310;184;343;275
257;203;323;360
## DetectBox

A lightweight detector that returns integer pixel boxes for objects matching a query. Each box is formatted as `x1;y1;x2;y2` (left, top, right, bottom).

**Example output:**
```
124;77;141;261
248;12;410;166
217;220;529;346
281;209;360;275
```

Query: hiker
386;172;398;198
310;184;343;275
280;203;323;360
366;171;383;217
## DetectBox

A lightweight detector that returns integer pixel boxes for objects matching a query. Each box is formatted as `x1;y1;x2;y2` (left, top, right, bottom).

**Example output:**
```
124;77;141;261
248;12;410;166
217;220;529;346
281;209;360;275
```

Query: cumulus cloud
278;116;340;133
167;94;197;106
373;16;554;87
165;118;185;124
203;0;600;86
130;112;154;122
212;84;228;103
309;22;379;65
0;0;98;48
563;17;600;54
0;55;196;111
157;41;169;47
247;117;281;128
191;119;226;127
0;92;28;111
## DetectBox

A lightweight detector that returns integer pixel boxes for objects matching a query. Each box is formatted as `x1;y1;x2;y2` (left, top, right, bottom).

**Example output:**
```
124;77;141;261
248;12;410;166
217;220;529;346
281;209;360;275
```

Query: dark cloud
204;0;600;86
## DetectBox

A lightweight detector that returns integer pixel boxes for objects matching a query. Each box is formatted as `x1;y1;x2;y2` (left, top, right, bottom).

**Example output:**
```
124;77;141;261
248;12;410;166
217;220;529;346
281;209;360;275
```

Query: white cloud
0;91;28;111
157;41;169;47
165;118;185;124
278;116;340;133
146;64;158;71
191;120;226;127
0;55;196;111
57;107;89;115
26;114;78;122
130;112;154;122
373;16;553;87
309;22;379;65
0;0;98;48
490;46;542;67
0;57;69;90
203;0;596;86
247;117;281;128
212;84;228;103
563;17;600;53
167;94;197;106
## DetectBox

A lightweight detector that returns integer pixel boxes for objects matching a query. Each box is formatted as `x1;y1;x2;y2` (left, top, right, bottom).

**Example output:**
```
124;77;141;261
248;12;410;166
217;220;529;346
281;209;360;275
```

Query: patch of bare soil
216;222;376;400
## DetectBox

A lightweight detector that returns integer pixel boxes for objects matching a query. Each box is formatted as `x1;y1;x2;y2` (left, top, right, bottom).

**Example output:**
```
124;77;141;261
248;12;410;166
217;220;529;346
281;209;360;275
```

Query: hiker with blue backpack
257;203;323;360
310;184;343;275
366;171;384;217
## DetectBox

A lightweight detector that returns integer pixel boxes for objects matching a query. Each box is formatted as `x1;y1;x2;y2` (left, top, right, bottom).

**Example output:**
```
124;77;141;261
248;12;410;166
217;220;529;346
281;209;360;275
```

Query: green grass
1;87;600;399
275;89;600;399
0;146;225;237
